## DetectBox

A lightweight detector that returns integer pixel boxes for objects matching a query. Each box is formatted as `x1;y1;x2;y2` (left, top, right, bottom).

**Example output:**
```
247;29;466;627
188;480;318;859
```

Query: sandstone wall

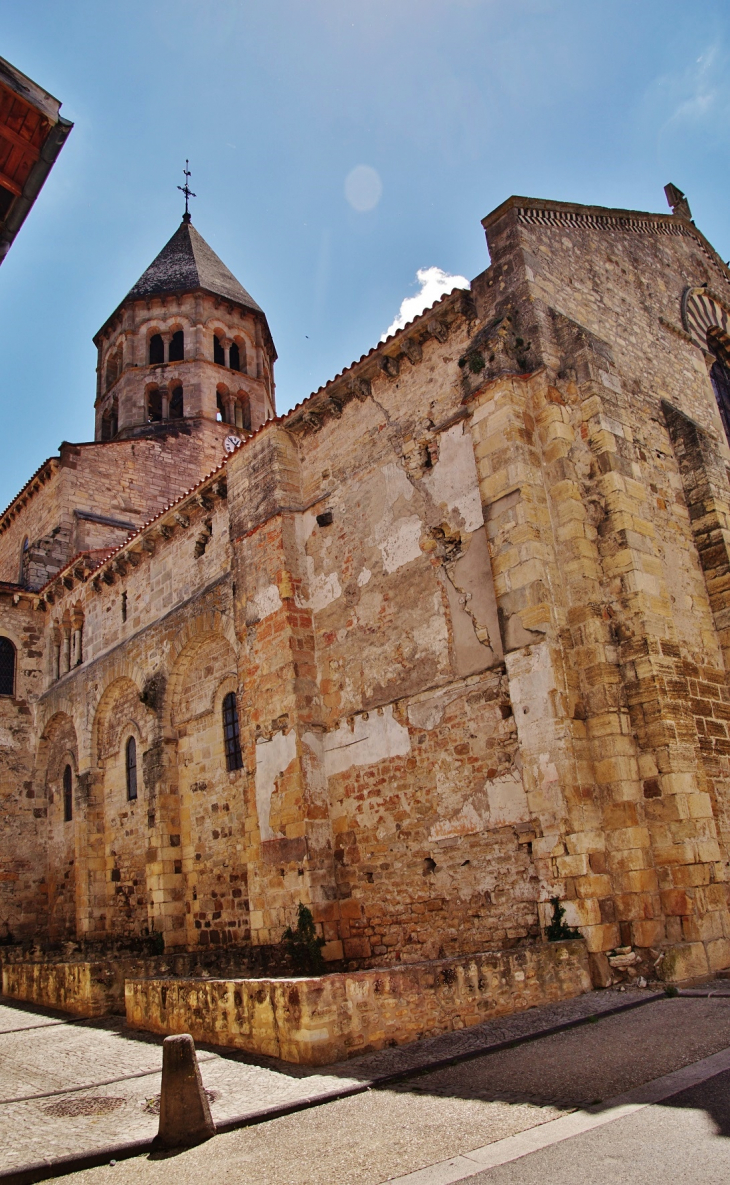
6;194;730;990
0;591;45;940
0;423;230;591
459;199;730;978
125;939;591;1065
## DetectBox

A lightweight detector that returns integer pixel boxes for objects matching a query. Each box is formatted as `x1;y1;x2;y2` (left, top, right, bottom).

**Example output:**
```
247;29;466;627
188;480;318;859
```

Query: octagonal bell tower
93;212;276;444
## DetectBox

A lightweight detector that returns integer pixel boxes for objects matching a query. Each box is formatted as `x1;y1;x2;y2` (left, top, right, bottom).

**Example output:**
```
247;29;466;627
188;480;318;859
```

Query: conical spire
123;218;263;313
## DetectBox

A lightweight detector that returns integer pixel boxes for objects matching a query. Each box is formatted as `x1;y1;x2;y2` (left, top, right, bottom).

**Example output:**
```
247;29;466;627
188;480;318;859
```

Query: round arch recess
167;631;238;730
682;287;730;354
92;676;148;766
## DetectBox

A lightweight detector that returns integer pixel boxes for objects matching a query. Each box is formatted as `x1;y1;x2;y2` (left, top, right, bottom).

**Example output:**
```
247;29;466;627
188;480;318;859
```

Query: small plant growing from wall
282;903;326;974
545;897;581;942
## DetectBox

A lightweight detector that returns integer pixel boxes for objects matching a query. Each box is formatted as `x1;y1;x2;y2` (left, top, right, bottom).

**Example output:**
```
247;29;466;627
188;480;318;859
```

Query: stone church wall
0;424;230;591
0;592;46;940
4;194;730;988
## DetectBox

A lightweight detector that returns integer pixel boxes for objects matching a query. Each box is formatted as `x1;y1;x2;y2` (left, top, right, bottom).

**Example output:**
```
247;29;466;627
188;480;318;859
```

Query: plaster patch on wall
357;568;372;587
407;687;464;730
422;423;484;533
255;729;297;841
306;560;343;613
381;462;415;506
317;705;411;777
537;753;559;793
506;643;556;728
297;510;317;546
412;593;449;656
485;770;529;827
430;799;484;841
0;728;15;749
250;584;282;622
378;515;423;574
505;644;564;816
440;568;495;675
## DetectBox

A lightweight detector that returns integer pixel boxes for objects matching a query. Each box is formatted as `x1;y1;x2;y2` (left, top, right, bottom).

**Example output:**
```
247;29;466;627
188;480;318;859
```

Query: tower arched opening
149;334;164;365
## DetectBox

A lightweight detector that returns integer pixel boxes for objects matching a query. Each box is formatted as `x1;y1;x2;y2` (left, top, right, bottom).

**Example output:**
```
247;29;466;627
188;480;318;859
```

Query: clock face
224;435;242;454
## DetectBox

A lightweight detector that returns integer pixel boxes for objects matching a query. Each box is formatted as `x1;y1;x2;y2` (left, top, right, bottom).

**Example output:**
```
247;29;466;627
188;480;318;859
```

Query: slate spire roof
122;215;263;313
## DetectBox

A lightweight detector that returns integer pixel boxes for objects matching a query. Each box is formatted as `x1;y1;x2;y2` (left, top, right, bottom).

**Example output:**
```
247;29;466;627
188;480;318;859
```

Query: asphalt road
466;1068;730;1185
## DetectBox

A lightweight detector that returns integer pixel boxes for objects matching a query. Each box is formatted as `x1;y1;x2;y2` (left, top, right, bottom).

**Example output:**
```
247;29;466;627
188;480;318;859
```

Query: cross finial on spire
178;160;196;223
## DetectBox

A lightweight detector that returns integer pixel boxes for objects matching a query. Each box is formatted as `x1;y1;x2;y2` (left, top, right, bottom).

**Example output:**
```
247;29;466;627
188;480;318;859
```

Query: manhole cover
44;1096;126;1118
144;1089;218;1115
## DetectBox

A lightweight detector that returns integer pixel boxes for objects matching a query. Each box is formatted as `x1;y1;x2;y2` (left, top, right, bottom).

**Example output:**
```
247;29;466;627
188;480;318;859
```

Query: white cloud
382;267;470;341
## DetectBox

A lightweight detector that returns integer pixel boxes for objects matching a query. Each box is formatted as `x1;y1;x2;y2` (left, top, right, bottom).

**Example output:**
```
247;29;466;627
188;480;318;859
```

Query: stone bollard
156;1033;216;1148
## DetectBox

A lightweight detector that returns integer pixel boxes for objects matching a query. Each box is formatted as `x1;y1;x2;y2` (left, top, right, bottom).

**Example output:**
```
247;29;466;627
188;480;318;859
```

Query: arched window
234;395;251;434
169;330;184;362
229;342;240;372
710;354;730;446
0;637;15;696
63;764;73;822
126;736;138;801
147;389;163;423
169;386;184;419
222;691;243;771
149;334;164;365
105;352;119;390
213;335;225;366
216;391;225;422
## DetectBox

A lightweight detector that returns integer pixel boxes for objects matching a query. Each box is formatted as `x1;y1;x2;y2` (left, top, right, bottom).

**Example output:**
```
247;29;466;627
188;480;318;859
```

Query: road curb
0;991;667;1185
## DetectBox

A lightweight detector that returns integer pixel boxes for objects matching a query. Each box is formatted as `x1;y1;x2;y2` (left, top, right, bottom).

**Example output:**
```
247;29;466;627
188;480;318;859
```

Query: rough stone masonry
2;188;730;990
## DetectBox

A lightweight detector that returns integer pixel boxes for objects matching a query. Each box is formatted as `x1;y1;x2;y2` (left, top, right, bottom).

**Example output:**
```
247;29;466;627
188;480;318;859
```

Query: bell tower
92;212;276;445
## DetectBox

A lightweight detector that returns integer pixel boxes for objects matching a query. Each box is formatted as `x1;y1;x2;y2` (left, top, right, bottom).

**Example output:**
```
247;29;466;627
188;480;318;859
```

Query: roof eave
93;285;276;357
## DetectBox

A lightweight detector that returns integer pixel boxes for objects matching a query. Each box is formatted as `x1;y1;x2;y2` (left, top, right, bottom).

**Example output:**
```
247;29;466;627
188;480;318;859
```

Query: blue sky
1;0;729;511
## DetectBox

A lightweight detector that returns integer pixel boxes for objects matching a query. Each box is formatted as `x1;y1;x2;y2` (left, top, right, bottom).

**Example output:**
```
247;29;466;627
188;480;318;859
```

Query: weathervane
178;160;196;222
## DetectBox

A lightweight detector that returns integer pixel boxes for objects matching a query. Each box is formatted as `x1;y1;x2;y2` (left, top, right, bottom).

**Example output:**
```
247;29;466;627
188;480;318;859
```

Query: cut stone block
157;1033;216;1148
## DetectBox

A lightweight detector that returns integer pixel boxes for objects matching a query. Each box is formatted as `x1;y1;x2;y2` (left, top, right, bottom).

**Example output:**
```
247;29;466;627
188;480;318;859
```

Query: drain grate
44;1096;127;1118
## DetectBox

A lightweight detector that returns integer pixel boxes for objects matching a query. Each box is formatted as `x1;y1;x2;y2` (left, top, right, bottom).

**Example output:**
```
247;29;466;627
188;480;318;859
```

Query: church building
2;185;730;991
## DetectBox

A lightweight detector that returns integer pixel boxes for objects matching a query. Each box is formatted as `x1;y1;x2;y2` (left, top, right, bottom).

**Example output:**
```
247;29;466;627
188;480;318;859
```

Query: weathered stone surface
125;939;591;1065
156;1032;216;1148
2;191;730;1012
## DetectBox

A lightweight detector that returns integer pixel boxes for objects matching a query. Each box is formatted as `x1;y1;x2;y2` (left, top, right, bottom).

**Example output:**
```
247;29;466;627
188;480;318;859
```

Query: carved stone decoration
682;287;730;354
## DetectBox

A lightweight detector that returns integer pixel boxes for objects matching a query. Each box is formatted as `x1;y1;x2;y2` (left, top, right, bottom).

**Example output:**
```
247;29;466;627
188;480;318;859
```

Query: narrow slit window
222;691;243;771
63;764;73;822
216;391;225;422
0;637;15;696
169;330;184;362
126;736;138;801
229;342;240;371
214;335;225;366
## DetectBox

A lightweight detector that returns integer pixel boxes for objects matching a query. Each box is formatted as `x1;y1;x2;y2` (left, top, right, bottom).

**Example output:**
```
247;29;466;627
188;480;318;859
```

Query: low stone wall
2;956;174;1017
1;942;294;1017
125;940;591;1065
